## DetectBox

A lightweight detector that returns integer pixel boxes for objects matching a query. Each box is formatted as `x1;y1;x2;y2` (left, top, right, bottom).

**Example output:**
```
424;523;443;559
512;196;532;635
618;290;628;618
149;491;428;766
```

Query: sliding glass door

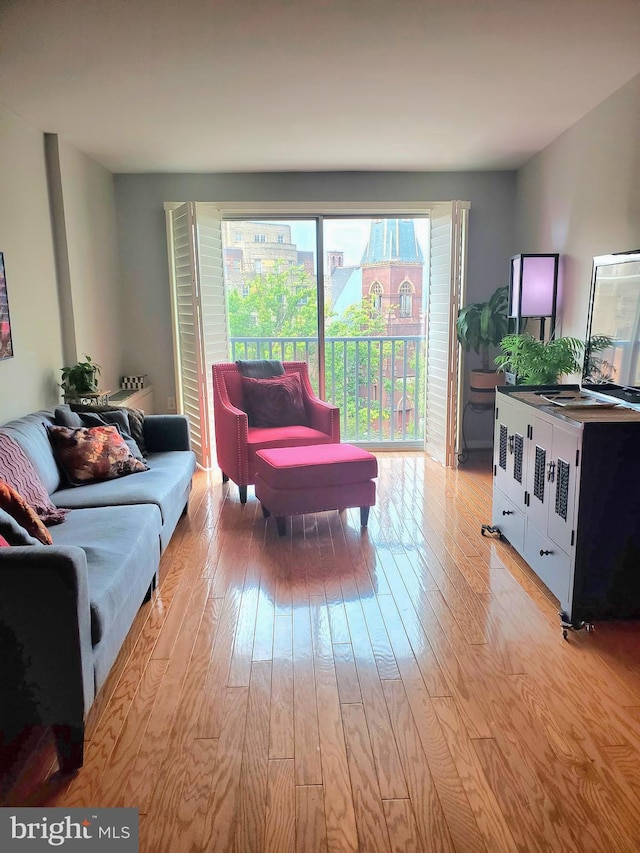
168;203;467;464
221;215;431;446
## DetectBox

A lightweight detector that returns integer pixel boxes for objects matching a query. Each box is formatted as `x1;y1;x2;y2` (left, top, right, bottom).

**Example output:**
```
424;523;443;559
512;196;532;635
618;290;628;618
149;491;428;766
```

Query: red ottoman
254;443;378;536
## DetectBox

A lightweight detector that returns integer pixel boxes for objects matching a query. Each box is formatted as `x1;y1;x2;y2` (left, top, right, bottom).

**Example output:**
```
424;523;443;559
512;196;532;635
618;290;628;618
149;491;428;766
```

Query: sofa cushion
242;372;309;428
47;424;149;486
48;504;162;644
51;450;196;527
0;430;68;525
0;481;53;544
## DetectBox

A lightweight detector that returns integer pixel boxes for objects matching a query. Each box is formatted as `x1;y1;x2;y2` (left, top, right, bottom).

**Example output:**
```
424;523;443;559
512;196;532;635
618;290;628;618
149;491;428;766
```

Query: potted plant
456;285;509;404
583;334;615;383
494;334;584;385
60;354;102;401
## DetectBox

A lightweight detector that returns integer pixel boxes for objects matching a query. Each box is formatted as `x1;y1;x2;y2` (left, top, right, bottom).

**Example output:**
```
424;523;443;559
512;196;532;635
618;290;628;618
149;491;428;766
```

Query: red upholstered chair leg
276;517;287;537
360;506;370;527
239;485;247;504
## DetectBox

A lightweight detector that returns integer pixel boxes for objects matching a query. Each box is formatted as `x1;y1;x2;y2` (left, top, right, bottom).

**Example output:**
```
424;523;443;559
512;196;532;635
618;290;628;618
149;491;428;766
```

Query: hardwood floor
5;450;640;851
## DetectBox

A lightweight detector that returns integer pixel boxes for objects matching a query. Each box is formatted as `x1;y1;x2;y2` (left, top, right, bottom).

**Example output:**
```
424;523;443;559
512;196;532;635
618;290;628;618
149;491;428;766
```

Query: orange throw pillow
0;480;53;545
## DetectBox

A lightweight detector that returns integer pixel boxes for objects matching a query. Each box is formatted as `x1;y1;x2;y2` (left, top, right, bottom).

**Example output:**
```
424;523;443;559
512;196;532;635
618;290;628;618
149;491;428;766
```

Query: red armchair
212;361;340;503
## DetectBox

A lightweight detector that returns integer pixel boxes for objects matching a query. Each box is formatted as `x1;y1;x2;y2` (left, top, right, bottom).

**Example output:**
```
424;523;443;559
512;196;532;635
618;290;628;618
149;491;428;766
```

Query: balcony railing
230;336;425;444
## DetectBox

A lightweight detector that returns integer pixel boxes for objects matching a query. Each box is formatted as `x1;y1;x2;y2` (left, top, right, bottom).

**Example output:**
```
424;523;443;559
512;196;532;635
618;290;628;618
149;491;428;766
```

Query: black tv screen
583;250;640;389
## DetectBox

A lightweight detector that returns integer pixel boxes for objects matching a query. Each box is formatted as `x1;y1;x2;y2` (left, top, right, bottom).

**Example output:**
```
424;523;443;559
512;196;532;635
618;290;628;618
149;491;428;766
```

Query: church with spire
360;218;425;336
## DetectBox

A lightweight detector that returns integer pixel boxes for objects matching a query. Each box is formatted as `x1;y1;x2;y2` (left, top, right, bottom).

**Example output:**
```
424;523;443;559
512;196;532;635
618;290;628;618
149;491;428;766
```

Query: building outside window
399;281;414;318
370;281;383;312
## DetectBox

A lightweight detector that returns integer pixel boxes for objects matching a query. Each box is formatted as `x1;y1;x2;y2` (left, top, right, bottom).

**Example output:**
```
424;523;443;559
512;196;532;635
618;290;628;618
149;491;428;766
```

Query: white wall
114;171;517;427
0;110;124;424
56;137;124;393
0;104;64;421
515;74;640;342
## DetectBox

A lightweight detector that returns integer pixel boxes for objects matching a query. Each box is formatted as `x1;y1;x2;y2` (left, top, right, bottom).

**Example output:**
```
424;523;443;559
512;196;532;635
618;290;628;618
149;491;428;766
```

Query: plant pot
469;369;501;406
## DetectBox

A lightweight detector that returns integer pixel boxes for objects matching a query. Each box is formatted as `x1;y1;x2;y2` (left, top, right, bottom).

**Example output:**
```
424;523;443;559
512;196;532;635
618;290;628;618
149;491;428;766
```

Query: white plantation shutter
167;203;226;468
193;203;227;460
424;201;468;466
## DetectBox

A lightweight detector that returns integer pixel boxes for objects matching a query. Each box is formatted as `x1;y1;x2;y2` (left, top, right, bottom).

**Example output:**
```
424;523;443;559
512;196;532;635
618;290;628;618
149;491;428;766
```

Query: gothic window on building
399;281;414;318
242;283;250;296
370;281;383;312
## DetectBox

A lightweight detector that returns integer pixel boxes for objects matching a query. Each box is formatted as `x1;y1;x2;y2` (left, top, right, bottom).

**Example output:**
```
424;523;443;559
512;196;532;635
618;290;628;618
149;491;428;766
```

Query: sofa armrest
0;546;94;736
143;414;191;452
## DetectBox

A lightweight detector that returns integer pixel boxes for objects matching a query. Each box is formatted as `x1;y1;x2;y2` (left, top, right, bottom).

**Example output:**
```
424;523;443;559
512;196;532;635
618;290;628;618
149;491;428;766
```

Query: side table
457;400;494;465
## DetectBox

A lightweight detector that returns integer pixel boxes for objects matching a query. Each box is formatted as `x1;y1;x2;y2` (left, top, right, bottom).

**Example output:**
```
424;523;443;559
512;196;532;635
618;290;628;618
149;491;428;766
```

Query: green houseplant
60;354;102;401
495;334;584;385
456;285;509;404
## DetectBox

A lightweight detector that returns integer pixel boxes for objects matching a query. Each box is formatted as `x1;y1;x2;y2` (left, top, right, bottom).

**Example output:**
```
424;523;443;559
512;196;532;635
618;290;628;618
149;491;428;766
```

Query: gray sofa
0;407;197;772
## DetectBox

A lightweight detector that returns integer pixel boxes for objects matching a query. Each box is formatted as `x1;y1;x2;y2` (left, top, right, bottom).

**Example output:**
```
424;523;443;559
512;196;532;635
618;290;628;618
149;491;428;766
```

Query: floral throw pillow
242;372;309;428
48;424;149;486
0;480;53;545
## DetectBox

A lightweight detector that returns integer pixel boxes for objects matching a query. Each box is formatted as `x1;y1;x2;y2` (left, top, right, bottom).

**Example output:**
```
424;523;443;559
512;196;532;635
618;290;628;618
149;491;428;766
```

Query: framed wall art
0;252;13;360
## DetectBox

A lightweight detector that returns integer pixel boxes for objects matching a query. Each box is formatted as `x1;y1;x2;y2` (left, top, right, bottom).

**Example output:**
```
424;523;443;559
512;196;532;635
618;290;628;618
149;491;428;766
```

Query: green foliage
60;354;102;399
583;335;615;383
326;297;388;338
228;272;424;441
227;265;318;338
456;285;509;371
495;334;584;385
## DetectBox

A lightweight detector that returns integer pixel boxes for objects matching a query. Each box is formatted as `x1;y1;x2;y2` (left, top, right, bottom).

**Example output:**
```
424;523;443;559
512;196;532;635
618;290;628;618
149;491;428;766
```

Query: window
254;260;262;274
242;283;250;296
277;234;285;243
399;281;414;318
255;233;267;242
234;232;243;242
370;281;383;312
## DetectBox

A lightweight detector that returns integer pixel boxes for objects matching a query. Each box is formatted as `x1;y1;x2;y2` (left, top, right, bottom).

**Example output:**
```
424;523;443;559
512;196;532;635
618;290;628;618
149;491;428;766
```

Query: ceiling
1;0;639;174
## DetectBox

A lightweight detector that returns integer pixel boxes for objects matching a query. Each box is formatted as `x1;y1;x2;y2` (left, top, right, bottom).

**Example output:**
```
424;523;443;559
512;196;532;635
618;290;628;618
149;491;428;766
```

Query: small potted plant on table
60;354;102;402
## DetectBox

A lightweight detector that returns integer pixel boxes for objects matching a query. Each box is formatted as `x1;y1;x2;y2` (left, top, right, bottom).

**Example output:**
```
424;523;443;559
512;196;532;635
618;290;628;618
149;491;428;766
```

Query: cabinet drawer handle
502;510;514;516
539;549;553;556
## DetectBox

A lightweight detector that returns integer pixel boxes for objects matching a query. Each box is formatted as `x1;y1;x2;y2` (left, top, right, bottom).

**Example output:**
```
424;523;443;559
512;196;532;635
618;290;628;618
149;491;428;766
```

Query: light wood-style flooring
5;450;640;852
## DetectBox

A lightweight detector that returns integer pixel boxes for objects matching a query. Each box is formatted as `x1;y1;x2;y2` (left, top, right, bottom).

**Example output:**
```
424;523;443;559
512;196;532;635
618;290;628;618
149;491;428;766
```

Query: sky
284;217;430;266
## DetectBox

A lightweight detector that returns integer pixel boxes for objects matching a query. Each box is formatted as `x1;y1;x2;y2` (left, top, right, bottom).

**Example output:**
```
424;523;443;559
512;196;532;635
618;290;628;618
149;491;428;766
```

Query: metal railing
230;335;425;444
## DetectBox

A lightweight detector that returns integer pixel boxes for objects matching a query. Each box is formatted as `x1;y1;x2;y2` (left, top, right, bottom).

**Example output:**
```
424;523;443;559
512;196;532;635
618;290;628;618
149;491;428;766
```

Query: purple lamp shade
510;254;558;318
